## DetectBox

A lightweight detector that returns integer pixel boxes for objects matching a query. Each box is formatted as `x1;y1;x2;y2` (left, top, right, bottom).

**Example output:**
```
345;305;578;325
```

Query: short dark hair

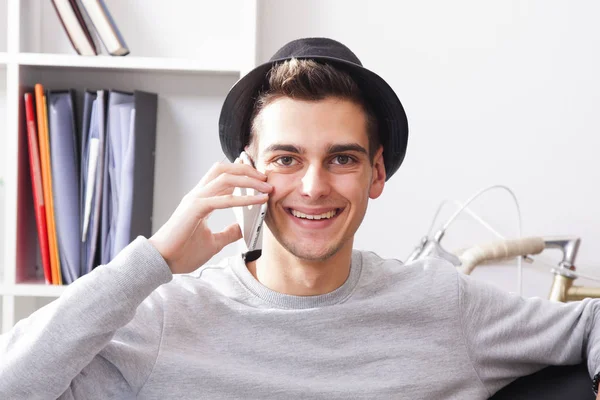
248;58;380;162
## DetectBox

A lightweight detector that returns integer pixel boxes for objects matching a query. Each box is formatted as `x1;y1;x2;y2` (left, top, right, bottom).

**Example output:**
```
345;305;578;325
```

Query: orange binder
24;93;52;284
35;84;63;285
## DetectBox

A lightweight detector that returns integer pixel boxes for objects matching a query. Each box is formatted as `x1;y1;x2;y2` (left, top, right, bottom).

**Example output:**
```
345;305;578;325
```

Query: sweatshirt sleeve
457;271;600;396
0;236;173;399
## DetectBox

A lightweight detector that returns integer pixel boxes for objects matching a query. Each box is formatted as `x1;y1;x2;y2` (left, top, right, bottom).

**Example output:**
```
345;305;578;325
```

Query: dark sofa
489;362;594;399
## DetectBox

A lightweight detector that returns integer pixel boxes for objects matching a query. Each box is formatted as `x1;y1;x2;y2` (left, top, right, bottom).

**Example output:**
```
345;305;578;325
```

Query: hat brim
218;56;408;181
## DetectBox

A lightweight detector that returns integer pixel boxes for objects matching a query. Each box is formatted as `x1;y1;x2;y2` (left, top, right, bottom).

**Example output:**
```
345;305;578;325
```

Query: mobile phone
232;151;268;251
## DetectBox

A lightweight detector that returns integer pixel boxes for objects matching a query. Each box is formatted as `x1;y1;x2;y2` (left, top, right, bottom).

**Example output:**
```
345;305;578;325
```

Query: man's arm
0;160;270;398
0;237;172;399
457;271;600;397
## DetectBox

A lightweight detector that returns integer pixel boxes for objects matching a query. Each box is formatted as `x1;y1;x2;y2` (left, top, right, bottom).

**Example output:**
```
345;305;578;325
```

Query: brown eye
275;156;296;166
333;155;352;165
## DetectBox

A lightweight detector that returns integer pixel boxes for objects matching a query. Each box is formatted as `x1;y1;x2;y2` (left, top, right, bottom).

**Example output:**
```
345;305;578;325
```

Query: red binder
24;93;52;284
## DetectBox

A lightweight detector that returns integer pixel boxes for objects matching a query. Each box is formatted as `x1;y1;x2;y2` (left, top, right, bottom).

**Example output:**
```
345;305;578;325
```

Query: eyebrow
263;144;306;155
262;143;368;156
327;143;368;156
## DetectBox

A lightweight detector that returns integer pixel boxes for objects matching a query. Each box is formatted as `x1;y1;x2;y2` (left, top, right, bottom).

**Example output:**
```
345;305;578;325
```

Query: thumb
213;223;243;250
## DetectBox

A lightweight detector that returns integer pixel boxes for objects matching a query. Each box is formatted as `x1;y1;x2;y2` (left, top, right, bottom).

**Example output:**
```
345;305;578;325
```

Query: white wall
257;0;600;297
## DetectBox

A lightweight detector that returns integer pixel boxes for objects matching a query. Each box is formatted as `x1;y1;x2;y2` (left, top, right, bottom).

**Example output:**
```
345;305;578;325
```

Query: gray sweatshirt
1;236;600;399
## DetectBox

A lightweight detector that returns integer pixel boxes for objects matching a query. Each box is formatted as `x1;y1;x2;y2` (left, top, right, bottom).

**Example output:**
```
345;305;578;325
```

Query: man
1;37;600;399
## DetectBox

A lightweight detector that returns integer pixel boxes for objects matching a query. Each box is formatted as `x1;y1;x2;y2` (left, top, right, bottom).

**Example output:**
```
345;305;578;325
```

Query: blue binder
81;90;107;276
47;90;81;284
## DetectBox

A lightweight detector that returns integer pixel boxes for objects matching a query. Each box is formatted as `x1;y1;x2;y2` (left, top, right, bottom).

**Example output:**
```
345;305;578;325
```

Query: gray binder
100;90;158;264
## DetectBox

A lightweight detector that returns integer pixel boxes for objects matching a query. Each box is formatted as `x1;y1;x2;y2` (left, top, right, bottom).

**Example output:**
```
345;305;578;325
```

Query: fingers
184;191;268;220
213;223;243;250
182;159;271;220
200;173;273;198
203;193;269;212
199;160;267;187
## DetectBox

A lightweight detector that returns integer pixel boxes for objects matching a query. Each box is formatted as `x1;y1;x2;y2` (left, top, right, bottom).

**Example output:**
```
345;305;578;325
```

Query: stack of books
51;0;129;56
24;85;158;285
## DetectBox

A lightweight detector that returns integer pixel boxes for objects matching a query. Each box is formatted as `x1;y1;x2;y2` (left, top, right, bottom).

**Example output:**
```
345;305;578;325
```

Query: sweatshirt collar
231;250;363;309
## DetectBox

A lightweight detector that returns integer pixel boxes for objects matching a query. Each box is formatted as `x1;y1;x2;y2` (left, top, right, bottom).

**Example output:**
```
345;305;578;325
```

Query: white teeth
291;209;337;220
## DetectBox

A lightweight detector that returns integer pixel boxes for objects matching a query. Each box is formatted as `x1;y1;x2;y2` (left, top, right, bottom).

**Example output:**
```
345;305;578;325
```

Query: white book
51;0;97;56
79;0;129;56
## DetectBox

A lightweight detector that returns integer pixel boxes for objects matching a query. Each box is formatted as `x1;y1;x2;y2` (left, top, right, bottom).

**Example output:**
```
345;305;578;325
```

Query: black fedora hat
218;37;409;181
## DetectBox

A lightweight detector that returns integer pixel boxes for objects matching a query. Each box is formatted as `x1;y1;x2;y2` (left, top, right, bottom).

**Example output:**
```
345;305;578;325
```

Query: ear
369;146;385;199
243;143;266;173
244;137;258;162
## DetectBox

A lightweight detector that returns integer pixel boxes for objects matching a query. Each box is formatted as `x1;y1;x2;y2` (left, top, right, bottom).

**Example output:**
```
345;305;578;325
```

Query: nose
300;164;331;199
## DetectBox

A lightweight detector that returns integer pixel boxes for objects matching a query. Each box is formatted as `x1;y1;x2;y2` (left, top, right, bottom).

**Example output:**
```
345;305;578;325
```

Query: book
23;86;157;283
24;93;53;284
50;0;98;56
43;93;64;285
35;84;63;285
79;0;130;56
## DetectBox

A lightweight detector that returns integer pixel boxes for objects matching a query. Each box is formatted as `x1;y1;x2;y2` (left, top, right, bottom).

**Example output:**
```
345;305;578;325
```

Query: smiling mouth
286;208;343;220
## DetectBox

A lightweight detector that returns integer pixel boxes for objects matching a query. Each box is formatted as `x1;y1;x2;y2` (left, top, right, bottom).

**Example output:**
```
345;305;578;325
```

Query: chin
264;208;355;262
280;238;344;262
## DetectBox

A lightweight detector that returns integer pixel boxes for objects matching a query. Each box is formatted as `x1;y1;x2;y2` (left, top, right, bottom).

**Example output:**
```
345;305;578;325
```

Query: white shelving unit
14;53;244;74
0;0;258;333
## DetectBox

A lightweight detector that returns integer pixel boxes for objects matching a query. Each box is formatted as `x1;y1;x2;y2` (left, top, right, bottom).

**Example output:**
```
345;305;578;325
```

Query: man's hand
149;160;272;274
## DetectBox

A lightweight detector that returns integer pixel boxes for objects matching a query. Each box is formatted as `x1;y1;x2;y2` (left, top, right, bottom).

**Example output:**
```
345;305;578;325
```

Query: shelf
13;53;242;75
1;0;258;334
0;283;66;297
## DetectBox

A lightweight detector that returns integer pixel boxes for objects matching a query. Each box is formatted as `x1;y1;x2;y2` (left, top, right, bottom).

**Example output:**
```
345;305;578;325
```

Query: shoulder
354;248;459;278
352;249;461;297
154;254;247;302
348;250;464;322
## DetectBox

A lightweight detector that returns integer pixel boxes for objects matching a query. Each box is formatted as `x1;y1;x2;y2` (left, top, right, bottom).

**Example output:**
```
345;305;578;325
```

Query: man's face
251;96;385;262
